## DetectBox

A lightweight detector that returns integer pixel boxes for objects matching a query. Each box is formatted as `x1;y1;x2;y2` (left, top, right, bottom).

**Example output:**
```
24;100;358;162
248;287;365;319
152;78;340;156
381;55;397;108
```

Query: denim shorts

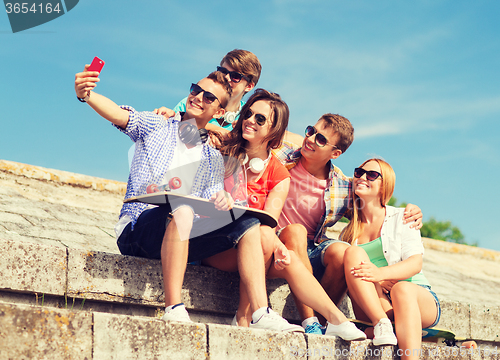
383;283;441;328
306;237;441;328
117;205;260;263
393;284;440;328
423;285;441;327
187;214;260;262
307;238;349;282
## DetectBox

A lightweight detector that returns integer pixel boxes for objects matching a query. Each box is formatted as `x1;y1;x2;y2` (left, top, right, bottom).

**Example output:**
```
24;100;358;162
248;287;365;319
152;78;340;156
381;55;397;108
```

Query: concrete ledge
471;304;500;342
0;303;92;360
2;302;500;360
207;323;306;359
0;239;66;296
438;301;471;340
1;237;500;346
0;159;126;194
423;238;500;262
94;312;207;360
66;246;298;320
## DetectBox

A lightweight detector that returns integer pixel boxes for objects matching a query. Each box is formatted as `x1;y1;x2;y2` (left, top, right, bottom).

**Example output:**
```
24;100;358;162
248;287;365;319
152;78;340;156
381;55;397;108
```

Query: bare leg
313;241;351;324
278;224;316;321
203;225;269;320
391;282;438;360
202;249;251;326
161;206;194;307
343;245;389;324
321;242;350;305
349;282;394;339
268;250;348;325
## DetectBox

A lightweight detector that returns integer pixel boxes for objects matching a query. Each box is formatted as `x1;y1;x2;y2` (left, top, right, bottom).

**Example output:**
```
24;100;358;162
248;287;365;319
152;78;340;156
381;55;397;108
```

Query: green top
358;237;430;286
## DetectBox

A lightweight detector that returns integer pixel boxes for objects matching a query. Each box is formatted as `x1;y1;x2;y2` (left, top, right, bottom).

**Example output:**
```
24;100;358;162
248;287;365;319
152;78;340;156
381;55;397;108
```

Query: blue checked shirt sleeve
113;105;167;142
113;106;179;227
192;145;224;199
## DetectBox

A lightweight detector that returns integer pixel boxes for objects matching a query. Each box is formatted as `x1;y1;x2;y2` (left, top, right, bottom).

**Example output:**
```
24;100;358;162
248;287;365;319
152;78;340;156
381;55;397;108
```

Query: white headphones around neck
218;103;241;125
221;110;238;124
242;153;271;174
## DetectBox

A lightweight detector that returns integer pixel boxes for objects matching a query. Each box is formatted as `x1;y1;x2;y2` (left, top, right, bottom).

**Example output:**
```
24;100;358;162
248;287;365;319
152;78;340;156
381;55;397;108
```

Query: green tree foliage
420;217;466;244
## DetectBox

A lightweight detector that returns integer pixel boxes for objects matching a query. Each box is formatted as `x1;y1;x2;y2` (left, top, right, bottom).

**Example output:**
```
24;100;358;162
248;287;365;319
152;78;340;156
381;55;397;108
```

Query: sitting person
165;49;261;131
272;114;422;334
206;90;366;341
129;49;263;166
75;63;284;328
152;49;303;146
342;158;440;358
191;88;303;332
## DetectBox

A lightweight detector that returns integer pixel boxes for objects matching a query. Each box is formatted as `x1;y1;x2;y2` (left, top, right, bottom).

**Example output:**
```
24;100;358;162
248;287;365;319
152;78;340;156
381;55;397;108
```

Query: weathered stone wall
1;159;500;359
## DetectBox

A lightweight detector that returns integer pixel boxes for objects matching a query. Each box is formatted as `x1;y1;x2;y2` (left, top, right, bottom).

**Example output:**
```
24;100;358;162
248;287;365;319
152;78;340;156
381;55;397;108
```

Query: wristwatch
77;91;90;103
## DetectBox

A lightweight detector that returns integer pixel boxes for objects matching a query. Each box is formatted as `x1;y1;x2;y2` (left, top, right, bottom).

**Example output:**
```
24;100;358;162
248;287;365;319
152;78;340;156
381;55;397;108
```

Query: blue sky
1;1;499;250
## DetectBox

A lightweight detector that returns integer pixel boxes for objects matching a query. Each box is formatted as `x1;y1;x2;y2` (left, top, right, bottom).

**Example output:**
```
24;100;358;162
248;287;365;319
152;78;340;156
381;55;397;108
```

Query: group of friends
74;49;441;360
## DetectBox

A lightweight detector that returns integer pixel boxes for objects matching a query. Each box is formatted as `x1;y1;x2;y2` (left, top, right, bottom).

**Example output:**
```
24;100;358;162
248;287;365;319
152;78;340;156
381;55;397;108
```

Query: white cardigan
378;205;424;266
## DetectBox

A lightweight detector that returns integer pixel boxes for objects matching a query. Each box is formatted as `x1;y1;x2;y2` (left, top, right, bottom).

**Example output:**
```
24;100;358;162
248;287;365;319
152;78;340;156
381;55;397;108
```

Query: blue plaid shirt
273;141;353;244
115;106;224;228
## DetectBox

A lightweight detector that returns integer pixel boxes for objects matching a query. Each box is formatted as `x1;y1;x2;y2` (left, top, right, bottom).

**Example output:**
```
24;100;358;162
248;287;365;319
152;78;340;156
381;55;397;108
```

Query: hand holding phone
75;57;104;102
88;56;105;73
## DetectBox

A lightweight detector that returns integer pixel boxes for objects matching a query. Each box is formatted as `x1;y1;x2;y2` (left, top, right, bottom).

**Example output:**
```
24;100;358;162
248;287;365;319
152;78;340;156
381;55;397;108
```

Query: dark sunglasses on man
354;168;383;181
190;83;221;106
305;125;337;148
242;109;267;126
216;66;251;84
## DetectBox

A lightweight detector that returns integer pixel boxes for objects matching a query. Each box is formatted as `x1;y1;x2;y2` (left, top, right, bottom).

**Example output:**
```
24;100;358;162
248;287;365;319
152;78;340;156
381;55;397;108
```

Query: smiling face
220;61;254;102
300;119;343;165
353;160;383;200
185;77;226;126
241;100;272;145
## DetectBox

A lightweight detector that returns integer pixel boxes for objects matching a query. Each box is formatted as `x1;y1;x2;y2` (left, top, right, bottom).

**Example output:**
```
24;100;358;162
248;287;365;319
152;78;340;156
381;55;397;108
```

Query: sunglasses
217;66;251;83
304;126;337;148
354;167;383;181
242;109;267;126
190;83;221;105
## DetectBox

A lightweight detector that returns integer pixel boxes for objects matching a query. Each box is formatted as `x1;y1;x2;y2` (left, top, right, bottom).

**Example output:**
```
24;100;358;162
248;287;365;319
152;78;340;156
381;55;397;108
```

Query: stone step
1;237;499;348
2;302;499;360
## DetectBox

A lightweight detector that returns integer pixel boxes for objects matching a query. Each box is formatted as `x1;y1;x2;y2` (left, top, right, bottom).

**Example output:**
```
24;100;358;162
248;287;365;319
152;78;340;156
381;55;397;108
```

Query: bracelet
77;92;90;103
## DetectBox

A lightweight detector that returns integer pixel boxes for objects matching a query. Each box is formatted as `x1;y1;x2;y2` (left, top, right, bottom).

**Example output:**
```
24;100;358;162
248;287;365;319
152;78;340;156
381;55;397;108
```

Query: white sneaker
231;314;238;326
373;318;397;346
161;304;193;323
324;321;367;341
250;308;305;333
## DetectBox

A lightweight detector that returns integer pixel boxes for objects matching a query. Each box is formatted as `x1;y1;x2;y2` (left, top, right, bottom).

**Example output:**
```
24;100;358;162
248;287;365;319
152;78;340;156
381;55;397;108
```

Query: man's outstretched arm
74;64;130;129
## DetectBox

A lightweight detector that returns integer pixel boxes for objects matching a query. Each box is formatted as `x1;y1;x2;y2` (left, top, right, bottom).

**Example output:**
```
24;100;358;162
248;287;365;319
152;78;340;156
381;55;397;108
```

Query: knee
169;206;194;234
343;244;362;260
390;281;416;302
323;242;349;268
279;224;307;252
343;245;367;269
259;226;276;257
171;206;194;222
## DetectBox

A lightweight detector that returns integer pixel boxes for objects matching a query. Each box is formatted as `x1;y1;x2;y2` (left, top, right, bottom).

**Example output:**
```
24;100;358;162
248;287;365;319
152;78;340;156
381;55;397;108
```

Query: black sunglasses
190;83;221;105
354;167;383;181
217;66;251;84
242;109;267;126
305;126;337;148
